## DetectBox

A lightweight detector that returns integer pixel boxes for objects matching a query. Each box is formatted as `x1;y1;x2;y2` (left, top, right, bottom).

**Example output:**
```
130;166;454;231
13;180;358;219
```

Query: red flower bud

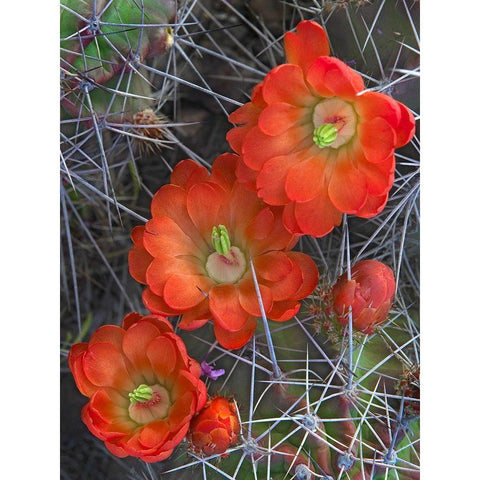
188;396;241;456
332;260;395;333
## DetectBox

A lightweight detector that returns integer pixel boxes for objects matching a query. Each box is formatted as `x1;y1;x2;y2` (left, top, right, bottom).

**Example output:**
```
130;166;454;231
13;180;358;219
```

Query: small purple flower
201;361;225;381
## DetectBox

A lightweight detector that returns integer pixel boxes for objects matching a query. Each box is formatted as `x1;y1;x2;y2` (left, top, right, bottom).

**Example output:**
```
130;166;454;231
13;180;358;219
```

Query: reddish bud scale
332;260;395;333
396;365;420;416
188;397;241;456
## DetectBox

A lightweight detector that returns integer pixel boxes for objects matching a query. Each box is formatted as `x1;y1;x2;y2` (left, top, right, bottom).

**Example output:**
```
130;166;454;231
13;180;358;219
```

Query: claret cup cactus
63;3;420;479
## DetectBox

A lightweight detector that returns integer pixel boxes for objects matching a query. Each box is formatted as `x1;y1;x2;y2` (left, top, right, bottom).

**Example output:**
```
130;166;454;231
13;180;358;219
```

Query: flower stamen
212;225;231;256
128;384;171;423
129;384;153;404
206;225;247;283
313;123;338;148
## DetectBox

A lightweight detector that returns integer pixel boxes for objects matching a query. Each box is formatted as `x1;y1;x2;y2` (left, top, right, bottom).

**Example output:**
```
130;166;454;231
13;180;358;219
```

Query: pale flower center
312;98;357;149
128;384;170;424
206;225;247;284
206;246;247;284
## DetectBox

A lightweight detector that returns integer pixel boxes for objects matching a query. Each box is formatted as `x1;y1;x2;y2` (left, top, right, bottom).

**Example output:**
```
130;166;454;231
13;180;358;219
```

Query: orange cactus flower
68;312;207;463
188;396;241;456
227;20;416;237
332;260;395;333
128;153;319;350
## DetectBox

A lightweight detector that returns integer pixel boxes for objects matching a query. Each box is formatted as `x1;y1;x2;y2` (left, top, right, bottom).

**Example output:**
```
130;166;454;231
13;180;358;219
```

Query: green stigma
129;384;153;404
313;123;338;148
211;225;231;255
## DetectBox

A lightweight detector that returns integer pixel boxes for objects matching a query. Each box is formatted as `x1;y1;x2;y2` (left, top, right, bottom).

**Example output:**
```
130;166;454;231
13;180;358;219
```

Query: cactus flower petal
332;260;396;333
